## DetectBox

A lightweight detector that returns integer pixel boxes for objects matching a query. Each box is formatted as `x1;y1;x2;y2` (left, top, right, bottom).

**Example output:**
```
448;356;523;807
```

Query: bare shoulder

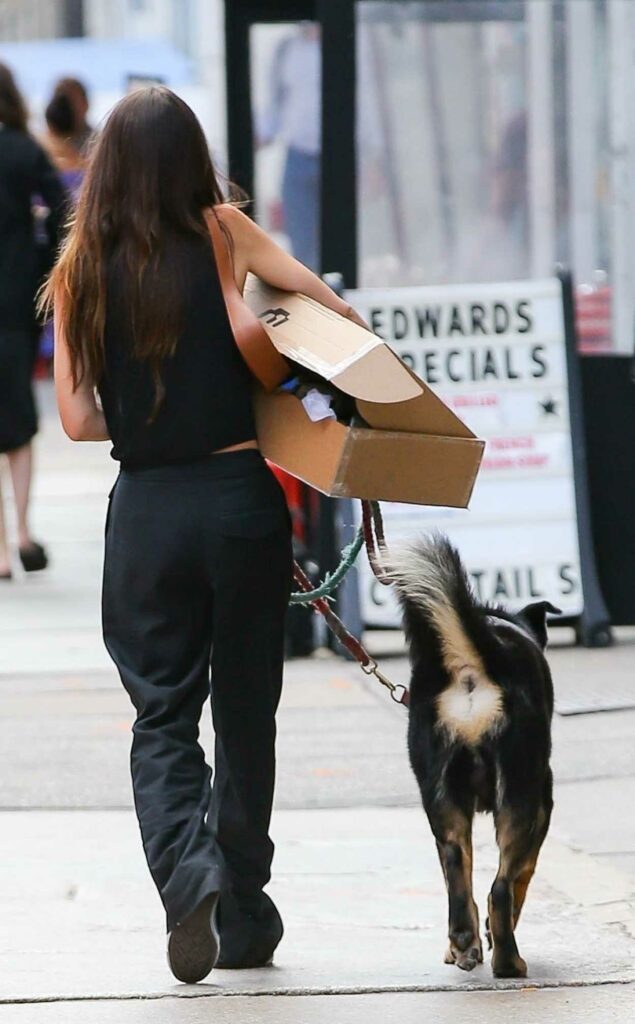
212;203;253;237
209;205;257;286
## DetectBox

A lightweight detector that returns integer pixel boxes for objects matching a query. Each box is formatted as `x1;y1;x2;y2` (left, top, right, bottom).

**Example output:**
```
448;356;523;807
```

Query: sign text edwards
345;278;582;626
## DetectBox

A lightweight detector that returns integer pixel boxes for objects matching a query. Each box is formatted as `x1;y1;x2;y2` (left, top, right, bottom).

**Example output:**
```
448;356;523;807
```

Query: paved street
0;382;634;1021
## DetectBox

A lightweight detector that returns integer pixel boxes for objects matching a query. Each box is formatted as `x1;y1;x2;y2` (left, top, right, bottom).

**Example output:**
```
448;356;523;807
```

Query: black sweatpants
102;450;293;933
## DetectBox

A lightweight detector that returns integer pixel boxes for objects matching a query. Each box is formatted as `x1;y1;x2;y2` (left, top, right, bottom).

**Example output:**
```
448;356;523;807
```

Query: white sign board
344;278;583;628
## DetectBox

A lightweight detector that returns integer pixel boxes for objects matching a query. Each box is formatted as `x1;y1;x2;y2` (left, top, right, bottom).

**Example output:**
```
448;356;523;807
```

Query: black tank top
98;234;256;469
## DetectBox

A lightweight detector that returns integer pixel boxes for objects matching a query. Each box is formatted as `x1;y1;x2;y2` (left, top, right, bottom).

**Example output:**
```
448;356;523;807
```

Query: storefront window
357;0;621;350
357;1;528;288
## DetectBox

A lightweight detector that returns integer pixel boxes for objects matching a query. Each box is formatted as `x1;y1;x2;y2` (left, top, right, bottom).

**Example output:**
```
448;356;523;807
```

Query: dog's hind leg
512;777;553;931
487;801;550;979
428;805;483;972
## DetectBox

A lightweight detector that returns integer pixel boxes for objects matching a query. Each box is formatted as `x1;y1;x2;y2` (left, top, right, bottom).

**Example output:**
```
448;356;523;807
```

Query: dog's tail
382;534;489;683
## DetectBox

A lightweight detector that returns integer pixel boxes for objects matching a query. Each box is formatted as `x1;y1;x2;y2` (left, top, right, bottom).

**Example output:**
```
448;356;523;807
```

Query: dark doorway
225;0;356;285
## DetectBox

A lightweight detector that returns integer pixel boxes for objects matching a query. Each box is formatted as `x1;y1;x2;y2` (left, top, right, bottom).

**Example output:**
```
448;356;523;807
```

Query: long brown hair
0;63;28;131
42;86;236;409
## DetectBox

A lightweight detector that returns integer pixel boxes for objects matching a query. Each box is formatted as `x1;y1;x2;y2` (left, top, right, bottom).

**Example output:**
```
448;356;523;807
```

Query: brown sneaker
167;892;220;984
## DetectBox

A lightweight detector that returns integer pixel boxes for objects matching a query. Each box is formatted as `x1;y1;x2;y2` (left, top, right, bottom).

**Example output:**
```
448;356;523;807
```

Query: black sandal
19;542;48;573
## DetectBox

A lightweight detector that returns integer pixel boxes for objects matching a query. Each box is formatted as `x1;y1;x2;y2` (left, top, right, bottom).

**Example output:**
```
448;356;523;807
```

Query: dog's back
386;534;555;751
384;534;556;978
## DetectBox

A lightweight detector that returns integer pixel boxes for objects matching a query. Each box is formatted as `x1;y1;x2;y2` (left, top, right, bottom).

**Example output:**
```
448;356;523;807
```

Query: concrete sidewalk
2;988;635;1024
1;383;635;1021
1;807;634;1007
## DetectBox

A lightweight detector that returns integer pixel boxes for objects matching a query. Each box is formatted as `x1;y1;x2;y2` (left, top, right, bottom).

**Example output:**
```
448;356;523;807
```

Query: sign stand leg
559;268;613;647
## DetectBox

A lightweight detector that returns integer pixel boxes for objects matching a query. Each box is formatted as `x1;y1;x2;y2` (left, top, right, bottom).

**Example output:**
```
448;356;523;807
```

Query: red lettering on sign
489;437;535;451
482;452;549;471
450;394;498;408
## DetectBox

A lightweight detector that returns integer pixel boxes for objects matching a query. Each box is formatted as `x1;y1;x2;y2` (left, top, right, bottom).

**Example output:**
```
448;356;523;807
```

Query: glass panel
594;0;610;285
566;0;613;351
357;0;616;350
357;1;528;287
250;22;322;271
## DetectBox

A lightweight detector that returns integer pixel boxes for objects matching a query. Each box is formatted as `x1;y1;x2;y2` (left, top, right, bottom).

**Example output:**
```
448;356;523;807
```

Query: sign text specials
345;278;583;624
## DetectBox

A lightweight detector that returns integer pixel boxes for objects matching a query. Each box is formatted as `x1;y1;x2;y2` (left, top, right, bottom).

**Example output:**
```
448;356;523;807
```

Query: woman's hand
345;305;372;332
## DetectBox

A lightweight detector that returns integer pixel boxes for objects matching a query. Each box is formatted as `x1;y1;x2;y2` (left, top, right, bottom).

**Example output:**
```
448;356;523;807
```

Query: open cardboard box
244;276;484;507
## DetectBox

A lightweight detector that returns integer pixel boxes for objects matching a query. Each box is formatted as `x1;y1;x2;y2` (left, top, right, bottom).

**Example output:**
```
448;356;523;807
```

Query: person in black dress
0;63;65;579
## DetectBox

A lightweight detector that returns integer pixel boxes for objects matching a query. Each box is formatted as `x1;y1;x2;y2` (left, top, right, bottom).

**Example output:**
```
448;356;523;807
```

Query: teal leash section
289;524;364;605
289;505;409;708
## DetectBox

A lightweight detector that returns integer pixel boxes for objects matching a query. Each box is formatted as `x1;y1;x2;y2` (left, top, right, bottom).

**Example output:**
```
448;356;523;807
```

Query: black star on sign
540;397;558;416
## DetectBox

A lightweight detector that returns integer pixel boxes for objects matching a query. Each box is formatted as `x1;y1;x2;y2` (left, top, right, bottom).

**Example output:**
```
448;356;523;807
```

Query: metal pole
420;23;455;263
608;0;635;353
336;499;363;645
566;0;597;287
196;0;227;166
317;0;357;285
527;0;556;277
558;269;612;647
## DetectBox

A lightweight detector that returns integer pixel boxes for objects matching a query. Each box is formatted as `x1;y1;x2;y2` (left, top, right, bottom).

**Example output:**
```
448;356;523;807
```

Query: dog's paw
485;916;493;950
491;952;527;979
444;936;483;972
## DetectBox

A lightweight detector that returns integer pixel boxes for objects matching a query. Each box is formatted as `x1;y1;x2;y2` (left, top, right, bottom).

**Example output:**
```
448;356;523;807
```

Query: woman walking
45;87;366;982
49;77;93;156
0;64;65;579
38;87;88;370
42;86;88;200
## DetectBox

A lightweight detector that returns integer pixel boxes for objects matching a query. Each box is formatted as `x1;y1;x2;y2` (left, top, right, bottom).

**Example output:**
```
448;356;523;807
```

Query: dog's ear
518;601;562;649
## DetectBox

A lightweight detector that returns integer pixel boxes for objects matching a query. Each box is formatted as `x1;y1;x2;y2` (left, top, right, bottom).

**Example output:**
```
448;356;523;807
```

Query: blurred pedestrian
38;88;88;368
50;77;93;155
45;86;366;982
258;23;321;270
43;88;87;199
0;64;65;578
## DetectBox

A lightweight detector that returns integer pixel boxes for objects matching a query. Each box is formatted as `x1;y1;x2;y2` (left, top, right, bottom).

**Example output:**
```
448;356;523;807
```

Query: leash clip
390;684;409;707
361;659;409;706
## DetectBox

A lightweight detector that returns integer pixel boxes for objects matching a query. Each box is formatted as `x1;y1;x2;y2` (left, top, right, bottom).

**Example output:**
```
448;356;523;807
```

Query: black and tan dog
386;535;558;978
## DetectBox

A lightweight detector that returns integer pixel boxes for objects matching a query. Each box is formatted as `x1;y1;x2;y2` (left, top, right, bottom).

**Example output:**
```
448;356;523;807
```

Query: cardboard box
244;277;484;507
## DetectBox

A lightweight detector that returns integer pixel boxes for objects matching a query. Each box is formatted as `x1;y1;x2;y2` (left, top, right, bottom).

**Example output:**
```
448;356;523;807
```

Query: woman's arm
216;205;370;330
54;295;110;442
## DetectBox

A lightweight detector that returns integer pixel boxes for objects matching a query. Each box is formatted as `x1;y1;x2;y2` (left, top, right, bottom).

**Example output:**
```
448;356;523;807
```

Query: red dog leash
361;498;392;586
292;500;409;708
